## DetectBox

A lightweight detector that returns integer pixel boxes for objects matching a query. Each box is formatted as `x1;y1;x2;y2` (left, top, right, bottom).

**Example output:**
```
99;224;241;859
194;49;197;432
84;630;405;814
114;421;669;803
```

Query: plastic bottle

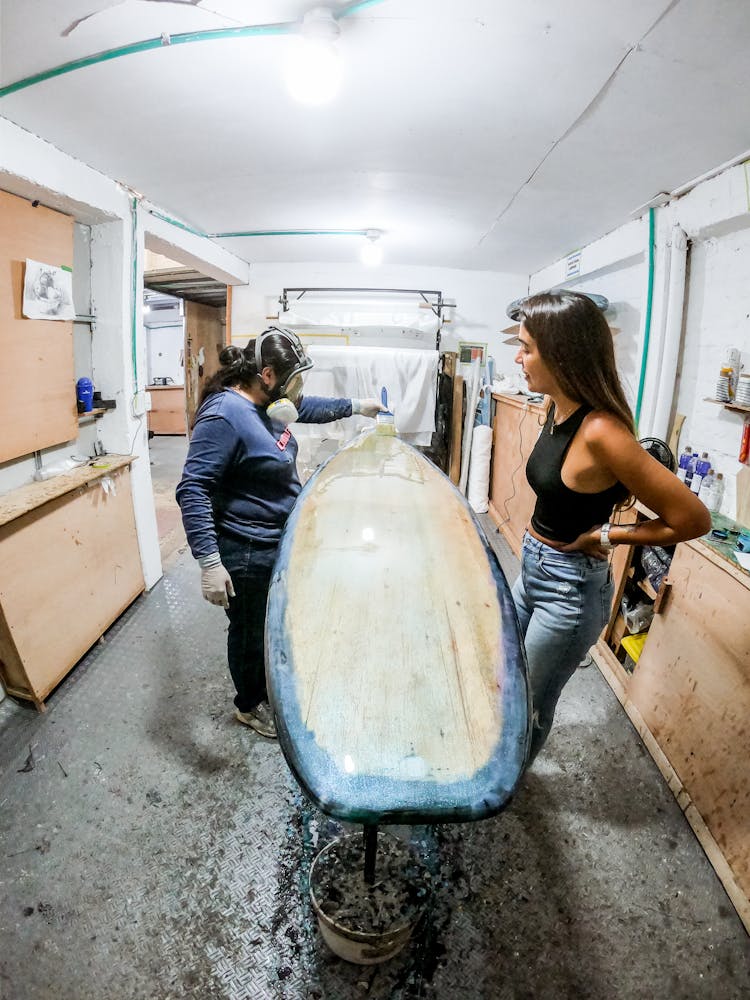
676;445;693;482
684;450;698;489
705;472;725;513
690;452;711;494
698;468;715;505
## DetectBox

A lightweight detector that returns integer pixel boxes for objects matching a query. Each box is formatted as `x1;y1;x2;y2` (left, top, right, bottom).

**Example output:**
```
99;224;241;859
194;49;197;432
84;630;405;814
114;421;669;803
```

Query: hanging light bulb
361;229;383;266
285;7;342;106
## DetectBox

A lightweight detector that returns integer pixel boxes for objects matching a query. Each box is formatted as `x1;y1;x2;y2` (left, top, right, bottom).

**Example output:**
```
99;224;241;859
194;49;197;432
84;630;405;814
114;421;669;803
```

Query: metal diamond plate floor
1;546;749;1000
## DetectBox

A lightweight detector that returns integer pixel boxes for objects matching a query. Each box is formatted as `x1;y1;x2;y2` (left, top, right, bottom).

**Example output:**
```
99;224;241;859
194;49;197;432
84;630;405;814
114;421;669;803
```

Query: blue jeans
511;533;613;762
218;533;279;713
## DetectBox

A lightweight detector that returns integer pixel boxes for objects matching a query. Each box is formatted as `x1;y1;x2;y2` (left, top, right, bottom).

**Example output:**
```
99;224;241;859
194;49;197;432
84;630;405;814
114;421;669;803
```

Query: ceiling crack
477;0;683;249
62;0;241;39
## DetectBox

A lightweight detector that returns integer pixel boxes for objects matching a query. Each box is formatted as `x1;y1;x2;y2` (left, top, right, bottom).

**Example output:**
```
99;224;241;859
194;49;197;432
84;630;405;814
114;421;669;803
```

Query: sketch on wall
22;259;75;320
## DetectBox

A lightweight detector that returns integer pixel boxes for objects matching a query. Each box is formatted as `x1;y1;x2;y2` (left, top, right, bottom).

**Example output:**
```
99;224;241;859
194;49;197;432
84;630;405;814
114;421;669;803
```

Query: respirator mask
255;327;313;426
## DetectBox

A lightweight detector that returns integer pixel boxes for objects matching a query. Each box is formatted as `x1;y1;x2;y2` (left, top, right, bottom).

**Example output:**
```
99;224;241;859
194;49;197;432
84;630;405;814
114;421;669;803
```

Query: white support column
91;215;162;590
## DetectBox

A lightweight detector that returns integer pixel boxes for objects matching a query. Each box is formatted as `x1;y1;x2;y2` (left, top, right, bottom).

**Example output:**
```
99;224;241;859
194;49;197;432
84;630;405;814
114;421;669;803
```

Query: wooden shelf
78;407;107;420
636;577;658;600
703;397;750;414
0;455;136;528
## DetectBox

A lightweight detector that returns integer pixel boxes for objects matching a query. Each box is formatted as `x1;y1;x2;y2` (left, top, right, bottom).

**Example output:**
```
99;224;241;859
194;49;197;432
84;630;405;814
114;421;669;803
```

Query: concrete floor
0;442;748;999
147;434;188;564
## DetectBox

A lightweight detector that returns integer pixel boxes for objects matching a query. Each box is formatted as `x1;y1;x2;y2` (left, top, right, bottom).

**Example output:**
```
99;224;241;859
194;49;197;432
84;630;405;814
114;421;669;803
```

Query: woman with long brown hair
511;291;709;763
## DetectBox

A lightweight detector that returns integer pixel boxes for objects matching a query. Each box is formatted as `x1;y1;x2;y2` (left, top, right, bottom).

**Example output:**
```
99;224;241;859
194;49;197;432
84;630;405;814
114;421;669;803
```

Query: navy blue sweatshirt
176;388;353;559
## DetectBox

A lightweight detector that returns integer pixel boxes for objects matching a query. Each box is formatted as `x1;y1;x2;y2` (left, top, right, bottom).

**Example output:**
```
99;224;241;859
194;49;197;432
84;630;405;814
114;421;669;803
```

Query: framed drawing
458;341;487;365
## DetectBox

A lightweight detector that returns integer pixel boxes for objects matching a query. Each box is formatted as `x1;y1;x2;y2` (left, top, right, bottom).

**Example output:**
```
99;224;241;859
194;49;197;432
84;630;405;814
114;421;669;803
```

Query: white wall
528;160;750;521
529;218;649;413
677;225;750;517
0;115;249;587
231;262;527;376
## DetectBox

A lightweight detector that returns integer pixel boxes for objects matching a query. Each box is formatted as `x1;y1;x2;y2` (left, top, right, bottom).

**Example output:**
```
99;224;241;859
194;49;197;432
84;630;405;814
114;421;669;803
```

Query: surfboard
266;425;530;825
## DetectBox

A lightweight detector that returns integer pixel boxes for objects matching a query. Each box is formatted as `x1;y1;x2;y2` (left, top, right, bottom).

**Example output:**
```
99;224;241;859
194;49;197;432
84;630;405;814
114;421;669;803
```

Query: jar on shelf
716;367;733;402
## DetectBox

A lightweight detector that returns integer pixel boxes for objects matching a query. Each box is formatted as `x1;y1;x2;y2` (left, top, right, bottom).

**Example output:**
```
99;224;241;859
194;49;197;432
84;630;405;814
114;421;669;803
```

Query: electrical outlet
132;391;147;416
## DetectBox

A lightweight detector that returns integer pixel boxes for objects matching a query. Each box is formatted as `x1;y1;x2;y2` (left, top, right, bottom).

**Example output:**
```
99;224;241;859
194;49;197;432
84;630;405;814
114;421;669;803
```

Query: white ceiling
1;0;749;274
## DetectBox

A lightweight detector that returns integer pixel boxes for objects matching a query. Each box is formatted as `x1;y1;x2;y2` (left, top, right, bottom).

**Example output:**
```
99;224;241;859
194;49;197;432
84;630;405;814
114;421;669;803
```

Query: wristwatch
600;522;614;551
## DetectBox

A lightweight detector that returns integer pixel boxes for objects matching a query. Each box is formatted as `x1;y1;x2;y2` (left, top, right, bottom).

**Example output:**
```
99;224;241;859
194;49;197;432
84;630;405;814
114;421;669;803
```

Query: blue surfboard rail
266;427;530;825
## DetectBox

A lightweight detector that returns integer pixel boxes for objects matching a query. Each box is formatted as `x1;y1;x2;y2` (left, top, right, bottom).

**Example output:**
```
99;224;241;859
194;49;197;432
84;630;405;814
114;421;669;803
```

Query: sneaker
235;701;277;738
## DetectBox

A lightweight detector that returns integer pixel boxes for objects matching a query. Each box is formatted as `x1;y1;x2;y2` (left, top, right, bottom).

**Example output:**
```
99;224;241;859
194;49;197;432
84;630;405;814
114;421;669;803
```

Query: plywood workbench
0;456;145;710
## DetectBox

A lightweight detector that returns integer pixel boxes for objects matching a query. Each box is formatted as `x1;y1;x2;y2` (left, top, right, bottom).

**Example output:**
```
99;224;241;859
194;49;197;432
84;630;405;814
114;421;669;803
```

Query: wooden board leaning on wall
0;189;78;463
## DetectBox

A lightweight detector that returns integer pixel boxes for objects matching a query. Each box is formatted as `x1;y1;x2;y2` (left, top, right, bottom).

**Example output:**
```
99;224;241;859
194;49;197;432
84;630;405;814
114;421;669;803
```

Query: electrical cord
494;402;531;529
128;394;145;455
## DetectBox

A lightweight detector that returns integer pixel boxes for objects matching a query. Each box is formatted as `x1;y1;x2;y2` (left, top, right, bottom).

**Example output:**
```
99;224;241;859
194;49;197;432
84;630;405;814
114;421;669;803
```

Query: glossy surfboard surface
266;427;530;825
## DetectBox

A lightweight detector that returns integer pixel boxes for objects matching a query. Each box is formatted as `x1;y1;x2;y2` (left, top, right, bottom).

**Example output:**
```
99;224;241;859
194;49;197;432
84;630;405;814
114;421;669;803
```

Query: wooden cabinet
487;393;545;555
147;384;187;435
593;518;750;932
0;457;145;710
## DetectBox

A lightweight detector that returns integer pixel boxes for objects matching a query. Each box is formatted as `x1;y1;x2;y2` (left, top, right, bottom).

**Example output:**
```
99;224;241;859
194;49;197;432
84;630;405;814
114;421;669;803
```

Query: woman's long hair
198;332;302;409
517;291;634;433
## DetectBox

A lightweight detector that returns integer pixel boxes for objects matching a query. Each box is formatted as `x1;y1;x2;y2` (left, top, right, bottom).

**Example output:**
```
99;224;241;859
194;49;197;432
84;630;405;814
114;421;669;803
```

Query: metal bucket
309;834;429;965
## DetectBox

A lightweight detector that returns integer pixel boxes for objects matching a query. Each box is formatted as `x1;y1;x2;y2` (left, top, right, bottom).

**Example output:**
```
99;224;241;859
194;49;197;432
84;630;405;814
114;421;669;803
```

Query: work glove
351;398;385;418
198;552;235;608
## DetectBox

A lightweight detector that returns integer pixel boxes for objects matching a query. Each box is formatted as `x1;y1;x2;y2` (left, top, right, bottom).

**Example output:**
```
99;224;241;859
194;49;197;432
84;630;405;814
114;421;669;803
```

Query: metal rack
278;287;454;352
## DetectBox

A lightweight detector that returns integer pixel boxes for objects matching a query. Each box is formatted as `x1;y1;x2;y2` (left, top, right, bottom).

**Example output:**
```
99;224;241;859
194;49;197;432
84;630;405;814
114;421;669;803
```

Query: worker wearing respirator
176;327;381;738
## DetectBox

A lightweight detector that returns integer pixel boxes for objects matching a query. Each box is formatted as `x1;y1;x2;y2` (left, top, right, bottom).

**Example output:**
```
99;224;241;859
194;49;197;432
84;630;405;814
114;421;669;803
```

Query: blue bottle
684;450;698;489
76;377;94;412
690;452;711;494
676;445;693;483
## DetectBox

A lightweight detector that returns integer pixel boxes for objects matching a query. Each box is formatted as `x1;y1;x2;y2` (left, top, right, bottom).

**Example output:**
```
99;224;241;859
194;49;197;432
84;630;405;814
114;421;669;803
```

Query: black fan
505;291;609;321
639;437;676;472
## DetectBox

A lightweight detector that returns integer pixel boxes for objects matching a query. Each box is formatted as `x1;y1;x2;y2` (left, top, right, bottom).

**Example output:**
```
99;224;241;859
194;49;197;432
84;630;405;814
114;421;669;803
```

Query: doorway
143;250;228;563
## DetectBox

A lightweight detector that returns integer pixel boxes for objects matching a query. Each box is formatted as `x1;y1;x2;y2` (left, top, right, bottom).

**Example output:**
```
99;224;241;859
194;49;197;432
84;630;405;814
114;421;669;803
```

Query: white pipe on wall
651;225;688;442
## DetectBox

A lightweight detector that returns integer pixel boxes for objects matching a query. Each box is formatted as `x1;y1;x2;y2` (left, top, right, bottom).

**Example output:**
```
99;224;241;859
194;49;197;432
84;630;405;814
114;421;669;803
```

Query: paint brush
376;386;395;434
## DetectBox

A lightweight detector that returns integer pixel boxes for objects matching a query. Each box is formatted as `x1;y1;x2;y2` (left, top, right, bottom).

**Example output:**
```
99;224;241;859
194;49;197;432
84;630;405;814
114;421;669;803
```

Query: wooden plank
184;301;224;431
593;641;750;935
0;464;144;704
0;455;135;527
0;189;78;462
628;543;750;907
448;374;464;485
668;412;685;460
604;505;639;635
442;351;457;379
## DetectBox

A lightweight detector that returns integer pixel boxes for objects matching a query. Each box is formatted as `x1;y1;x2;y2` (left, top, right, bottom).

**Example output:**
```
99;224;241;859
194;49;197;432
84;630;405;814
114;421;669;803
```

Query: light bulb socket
301;7;340;42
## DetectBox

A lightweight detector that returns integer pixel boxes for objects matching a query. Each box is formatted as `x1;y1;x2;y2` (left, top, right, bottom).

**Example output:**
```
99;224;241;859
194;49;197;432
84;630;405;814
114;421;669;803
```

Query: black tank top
526;404;629;543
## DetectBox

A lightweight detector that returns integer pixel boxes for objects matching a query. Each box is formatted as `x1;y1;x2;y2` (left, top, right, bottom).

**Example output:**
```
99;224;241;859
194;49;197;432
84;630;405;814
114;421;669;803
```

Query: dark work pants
218;534;279;713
